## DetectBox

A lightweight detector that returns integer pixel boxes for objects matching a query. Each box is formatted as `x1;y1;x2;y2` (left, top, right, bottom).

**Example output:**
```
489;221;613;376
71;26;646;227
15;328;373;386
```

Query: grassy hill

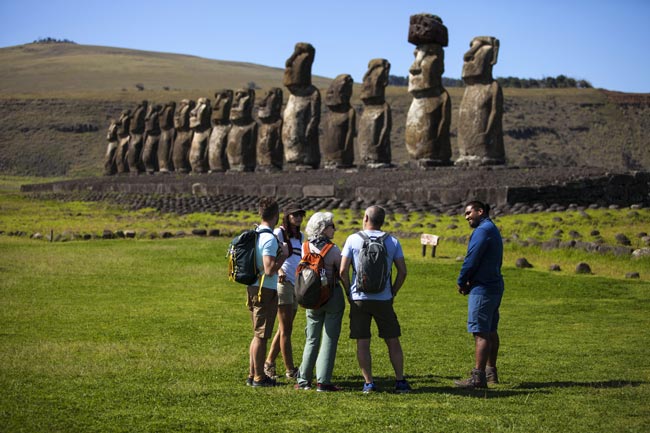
0;42;649;176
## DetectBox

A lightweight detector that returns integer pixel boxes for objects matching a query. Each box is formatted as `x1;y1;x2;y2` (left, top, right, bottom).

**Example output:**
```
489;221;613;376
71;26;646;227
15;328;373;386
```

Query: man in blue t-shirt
455;200;504;389
246;197;288;387
340;205;411;394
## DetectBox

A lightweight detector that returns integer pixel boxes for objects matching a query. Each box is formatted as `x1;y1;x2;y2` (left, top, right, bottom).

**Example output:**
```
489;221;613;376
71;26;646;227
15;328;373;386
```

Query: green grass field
1;177;649;432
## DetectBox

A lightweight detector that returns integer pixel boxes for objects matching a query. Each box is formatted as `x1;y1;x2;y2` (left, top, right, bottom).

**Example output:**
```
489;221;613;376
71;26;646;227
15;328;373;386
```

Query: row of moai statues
104;13;504;175
406;13;504;167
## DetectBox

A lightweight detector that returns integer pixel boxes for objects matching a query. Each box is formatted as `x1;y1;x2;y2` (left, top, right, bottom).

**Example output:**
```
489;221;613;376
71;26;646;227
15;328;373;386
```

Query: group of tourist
244;197;504;392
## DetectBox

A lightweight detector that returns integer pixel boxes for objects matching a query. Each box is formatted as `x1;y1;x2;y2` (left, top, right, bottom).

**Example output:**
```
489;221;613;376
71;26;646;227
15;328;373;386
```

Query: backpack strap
255;227;274;302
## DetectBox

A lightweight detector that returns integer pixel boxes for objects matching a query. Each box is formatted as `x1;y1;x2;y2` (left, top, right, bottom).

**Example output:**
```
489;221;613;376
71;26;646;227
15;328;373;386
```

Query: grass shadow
515;380;646;389
332;374;544;397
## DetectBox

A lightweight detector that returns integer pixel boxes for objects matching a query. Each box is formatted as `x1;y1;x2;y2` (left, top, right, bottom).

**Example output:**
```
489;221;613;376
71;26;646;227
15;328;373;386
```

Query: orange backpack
294;241;334;309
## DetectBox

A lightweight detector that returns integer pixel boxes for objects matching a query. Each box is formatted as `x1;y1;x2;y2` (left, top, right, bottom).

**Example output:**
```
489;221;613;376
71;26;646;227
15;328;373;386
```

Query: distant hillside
0;42;648;176
0;42;331;94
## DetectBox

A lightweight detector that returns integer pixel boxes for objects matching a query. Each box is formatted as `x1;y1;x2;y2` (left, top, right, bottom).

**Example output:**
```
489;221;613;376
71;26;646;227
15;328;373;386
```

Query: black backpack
227;228;272;285
355;231;390;293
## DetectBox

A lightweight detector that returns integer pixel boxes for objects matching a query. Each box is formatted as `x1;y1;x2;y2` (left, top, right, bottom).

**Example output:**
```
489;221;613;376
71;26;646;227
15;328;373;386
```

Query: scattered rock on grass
516;257;533;268
549;264;561;272
615;233;631;246
575;262;592;274
625;272;640;279
632;248;650;259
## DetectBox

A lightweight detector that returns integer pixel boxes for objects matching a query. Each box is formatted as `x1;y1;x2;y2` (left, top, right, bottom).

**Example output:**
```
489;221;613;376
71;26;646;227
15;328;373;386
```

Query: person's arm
262;236;287;276
457;228;489;291
391;256;407;296
263;253;285;276
339;255;352;300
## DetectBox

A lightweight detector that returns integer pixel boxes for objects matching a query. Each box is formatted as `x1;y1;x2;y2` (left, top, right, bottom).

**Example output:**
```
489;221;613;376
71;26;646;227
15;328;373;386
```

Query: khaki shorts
349;300;401;340
246;286;278;339
277;279;298;309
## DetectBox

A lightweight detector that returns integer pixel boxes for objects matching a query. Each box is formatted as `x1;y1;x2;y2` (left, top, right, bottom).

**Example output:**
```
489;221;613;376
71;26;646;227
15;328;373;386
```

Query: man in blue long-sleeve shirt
454;200;504;389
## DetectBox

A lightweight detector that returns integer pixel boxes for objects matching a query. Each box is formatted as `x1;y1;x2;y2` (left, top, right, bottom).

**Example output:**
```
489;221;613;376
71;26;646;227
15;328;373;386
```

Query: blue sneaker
395;379;411;393
362;382;377;393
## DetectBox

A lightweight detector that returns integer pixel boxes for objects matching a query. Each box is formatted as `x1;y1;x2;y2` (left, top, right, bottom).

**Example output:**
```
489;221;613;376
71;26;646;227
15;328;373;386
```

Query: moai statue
171;99;195;173
226;88;257;172
282;42;321;169
405;14;452;167
189;97;212;173
358;59;392;168
103;119;119;175
115;109;131;174
142;104;161;174
208;90;233;172
322;74;356;169
256;87;283;172
456;36;504;166
157;101;176;173
127;100;148;173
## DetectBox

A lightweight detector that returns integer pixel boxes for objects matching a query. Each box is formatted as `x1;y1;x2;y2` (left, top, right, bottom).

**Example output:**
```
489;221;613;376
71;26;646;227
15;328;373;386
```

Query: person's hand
278;270;286;283
280;242;289;258
457;283;470;296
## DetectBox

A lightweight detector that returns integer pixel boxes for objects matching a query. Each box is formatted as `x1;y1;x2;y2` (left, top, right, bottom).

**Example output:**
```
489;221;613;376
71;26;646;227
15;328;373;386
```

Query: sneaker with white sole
362;382;377;393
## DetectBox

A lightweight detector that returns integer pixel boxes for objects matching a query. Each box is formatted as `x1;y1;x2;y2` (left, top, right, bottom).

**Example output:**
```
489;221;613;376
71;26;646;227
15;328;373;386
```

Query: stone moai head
325;74;353;108
191;97;211;128
462;36;500;84
361;59;390;104
408;44;444;94
258;87;283;120
283;42;316;90
230;88;255;122
407;14;448;96
212;90;233;123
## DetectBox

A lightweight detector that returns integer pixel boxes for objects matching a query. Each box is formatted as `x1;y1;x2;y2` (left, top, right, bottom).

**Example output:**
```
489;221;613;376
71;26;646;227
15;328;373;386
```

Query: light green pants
297;286;345;386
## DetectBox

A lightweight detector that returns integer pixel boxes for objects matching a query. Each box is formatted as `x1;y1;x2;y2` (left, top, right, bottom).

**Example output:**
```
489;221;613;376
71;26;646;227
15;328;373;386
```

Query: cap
283;203;306;216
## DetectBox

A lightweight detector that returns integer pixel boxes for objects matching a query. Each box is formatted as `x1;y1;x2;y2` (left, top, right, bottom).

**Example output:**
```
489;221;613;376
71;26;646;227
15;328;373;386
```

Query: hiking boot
362;382;377;393
317;383;342;392
454;368;488;389
245;376;254;386
285;367;299;380
294;382;312;390
252;375;277;387
395;379;412;394
264;361;276;379
486;366;499;384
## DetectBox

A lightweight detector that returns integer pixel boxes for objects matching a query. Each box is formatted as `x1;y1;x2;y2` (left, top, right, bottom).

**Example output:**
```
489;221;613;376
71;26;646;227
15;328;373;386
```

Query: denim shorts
467;293;502;333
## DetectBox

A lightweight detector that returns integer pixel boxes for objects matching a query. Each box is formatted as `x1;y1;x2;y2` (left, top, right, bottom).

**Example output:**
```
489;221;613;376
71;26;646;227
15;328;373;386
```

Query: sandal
264;361;276;379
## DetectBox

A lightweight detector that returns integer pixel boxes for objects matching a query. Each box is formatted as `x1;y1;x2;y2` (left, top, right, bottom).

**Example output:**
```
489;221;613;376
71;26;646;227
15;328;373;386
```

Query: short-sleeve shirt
341;230;404;301
255;224;279;289
274;228;304;286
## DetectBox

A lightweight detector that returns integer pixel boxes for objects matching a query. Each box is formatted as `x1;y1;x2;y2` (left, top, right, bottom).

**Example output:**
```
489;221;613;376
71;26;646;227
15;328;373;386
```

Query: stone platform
21;166;650;208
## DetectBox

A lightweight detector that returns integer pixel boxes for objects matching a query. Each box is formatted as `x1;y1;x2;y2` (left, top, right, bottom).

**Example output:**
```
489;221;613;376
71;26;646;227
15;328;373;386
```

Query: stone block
303;185;334;197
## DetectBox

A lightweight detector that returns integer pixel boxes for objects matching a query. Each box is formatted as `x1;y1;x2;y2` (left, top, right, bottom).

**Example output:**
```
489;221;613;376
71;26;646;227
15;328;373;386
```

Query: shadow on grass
333;374;543;398
515;380;646;389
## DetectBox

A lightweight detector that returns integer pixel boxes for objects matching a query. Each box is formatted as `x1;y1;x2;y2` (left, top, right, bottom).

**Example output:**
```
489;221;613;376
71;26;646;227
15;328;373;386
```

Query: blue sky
1;0;648;93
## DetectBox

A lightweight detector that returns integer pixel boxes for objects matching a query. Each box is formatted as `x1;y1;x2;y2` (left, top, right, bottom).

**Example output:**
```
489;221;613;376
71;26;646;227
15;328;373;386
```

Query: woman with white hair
295;212;345;391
